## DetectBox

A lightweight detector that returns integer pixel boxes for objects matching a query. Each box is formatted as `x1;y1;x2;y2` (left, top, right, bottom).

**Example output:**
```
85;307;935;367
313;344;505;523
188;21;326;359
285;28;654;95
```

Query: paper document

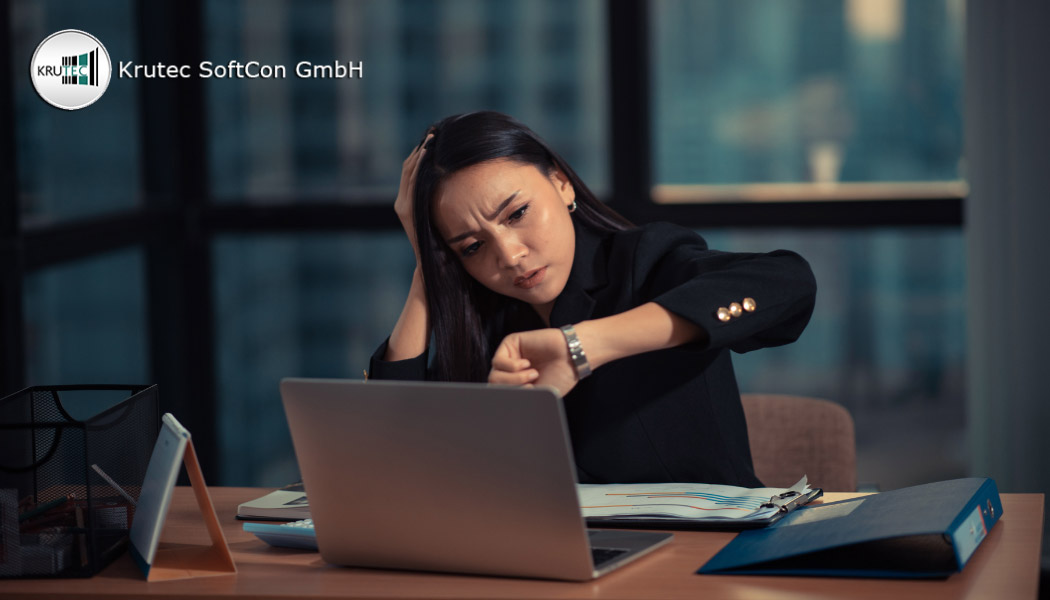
237;482;310;521
578;476;810;523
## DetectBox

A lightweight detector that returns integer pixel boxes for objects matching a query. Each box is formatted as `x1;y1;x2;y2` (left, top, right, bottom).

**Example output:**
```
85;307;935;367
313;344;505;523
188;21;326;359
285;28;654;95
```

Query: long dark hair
412;111;633;382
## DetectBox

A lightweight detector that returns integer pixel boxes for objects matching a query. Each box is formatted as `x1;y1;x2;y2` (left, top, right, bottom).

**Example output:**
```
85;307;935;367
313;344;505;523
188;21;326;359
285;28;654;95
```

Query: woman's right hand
383;132;436;363
396;132;433;262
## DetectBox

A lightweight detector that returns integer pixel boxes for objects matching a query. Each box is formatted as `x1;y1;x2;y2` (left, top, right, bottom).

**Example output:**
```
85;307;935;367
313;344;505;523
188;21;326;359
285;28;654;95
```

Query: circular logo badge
30;29;112;110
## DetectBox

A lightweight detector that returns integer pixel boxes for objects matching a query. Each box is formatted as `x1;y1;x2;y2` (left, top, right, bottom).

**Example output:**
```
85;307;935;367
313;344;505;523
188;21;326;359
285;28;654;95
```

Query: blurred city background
11;0;965;492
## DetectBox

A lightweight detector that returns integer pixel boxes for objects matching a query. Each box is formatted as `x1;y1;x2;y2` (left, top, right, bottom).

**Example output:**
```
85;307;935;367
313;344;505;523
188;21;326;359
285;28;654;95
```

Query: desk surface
0;487;1043;600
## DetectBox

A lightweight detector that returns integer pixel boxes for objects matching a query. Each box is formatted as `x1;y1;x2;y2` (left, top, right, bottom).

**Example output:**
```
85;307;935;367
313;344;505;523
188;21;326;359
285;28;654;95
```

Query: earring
568;200;577;213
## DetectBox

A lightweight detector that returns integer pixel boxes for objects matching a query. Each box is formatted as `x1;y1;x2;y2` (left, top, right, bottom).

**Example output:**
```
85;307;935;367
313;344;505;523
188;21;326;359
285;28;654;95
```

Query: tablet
129;413;190;576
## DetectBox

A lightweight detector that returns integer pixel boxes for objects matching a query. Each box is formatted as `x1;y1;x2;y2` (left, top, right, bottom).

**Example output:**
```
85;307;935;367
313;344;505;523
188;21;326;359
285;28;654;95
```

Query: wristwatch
559;324;592;380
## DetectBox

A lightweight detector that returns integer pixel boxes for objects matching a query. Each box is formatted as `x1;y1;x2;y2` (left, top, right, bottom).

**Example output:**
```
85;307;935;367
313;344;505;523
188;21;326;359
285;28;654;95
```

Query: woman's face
432;158;577;321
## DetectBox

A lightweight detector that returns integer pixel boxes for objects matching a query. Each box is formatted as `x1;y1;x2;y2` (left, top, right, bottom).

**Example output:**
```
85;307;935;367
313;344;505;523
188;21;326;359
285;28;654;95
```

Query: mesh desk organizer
0;385;159;578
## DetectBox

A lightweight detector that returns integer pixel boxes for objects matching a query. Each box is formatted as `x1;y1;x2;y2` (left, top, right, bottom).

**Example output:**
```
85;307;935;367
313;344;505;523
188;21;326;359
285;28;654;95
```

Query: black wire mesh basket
0;385;160;578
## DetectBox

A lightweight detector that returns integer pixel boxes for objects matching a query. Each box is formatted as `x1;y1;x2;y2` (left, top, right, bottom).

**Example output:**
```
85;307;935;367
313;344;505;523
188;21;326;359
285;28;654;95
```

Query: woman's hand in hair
383;133;434;362
396;132;433;263
488;329;579;397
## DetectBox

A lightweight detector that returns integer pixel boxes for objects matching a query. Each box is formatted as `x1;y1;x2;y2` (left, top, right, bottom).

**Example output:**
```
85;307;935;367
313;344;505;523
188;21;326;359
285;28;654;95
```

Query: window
214;232;414;485
651;0;964;203
24;249;148;386
707;227;966;489
205;0;609;202
11;0;142;224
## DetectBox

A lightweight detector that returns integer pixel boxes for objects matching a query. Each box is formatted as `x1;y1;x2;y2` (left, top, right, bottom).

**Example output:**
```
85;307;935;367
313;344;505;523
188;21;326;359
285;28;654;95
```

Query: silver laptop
280;378;672;581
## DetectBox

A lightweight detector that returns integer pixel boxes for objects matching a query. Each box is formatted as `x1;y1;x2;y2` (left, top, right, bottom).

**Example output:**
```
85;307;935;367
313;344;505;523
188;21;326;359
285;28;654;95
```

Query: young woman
369;111;816;486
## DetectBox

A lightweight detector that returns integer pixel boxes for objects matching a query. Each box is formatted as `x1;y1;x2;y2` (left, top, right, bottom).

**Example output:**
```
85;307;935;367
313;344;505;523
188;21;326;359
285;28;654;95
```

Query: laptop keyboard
591;547;630;567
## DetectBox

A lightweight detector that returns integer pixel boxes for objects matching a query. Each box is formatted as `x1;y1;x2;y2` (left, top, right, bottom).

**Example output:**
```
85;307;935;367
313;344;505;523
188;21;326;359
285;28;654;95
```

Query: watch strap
559;324;592;380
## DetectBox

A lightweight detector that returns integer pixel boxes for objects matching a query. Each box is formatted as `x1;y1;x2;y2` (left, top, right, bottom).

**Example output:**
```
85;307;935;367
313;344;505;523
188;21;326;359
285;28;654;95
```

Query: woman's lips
514;267;547;289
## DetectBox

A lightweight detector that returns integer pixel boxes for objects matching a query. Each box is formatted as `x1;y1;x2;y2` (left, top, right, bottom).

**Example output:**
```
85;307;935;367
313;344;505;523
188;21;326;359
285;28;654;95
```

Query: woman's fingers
394;131;434;263
408;133;433;163
488;367;540;386
398;135;431;203
400;133;433;183
490;355;530;373
489;350;535;386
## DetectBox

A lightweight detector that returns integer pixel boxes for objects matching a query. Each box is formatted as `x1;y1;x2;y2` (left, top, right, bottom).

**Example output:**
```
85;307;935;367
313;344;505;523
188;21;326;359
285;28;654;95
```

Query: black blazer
369;220;817;487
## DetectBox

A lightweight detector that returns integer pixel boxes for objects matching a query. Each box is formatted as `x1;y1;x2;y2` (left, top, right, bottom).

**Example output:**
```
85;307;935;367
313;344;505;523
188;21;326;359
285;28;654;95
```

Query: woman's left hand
489;329;579;397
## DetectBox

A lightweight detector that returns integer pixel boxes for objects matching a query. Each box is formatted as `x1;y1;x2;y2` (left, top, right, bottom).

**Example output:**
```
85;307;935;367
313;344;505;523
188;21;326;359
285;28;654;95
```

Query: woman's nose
494;235;527;268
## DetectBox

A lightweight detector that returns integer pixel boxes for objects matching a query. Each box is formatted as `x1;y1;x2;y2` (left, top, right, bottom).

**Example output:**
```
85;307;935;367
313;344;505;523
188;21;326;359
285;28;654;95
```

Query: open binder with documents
580;476;822;530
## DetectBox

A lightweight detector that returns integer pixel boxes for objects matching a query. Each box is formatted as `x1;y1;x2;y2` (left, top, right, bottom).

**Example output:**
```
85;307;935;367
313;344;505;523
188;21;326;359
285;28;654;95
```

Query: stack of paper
578;476;814;526
236;482;309;521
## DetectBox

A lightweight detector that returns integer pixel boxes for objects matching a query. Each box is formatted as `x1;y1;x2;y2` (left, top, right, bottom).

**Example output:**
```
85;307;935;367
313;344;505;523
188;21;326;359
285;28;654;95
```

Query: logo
30;29;112;110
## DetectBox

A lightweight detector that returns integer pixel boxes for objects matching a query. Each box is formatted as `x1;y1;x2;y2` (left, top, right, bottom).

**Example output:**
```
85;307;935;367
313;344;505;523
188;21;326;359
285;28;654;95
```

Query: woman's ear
550;168;576;207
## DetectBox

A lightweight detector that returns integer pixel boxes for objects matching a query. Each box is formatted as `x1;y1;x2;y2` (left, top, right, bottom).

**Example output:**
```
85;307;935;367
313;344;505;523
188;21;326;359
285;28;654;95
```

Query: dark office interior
2;0;1048;586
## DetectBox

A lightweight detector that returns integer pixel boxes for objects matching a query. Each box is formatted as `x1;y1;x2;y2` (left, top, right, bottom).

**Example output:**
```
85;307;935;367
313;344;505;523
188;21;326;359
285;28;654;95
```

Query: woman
369;111;816;486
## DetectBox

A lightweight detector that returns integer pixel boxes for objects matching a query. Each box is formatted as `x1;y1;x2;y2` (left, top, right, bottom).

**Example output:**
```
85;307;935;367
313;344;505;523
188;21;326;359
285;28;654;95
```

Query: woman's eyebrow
447;191;521;243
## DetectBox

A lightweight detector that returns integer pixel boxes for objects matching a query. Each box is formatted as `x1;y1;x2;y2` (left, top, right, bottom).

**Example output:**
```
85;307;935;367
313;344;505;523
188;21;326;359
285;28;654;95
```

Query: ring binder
699;477;1004;578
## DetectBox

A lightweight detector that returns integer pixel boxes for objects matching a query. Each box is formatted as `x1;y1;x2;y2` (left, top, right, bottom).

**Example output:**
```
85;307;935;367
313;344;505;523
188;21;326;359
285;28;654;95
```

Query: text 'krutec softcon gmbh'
118;60;364;79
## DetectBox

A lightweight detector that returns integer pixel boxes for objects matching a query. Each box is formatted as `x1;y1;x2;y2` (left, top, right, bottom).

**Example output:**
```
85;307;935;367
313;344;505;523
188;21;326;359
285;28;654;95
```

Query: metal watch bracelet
559;324;592;380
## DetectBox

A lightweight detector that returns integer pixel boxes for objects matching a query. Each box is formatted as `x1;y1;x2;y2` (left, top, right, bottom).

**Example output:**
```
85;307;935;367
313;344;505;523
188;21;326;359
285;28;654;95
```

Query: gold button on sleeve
742;297;757;312
729;302;743;317
716;307;731;322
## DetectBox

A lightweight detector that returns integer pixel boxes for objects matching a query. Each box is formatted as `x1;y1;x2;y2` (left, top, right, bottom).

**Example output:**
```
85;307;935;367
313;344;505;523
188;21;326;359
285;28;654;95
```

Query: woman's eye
461;241;482;257
508;204;529;222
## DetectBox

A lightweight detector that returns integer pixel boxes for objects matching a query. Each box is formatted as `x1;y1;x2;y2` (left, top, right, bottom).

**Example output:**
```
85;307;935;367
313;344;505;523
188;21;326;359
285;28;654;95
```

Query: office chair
740;393;857;492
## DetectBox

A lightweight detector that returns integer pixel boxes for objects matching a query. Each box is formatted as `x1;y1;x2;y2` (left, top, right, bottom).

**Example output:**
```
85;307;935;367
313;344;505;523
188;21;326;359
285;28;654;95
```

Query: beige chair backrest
740;393;857;492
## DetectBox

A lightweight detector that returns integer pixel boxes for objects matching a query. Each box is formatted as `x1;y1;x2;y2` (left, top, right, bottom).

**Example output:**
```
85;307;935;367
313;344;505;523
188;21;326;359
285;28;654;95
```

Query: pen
18;495;74;522
91;463;138;506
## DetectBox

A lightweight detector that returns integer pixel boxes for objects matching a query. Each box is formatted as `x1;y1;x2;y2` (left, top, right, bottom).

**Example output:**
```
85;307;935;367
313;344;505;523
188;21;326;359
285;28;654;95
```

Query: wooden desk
0;488;1043;599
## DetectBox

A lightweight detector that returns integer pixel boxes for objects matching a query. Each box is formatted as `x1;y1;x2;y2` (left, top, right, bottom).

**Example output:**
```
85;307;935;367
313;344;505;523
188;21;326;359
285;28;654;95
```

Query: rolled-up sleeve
633;223;817;354
367;338;430;380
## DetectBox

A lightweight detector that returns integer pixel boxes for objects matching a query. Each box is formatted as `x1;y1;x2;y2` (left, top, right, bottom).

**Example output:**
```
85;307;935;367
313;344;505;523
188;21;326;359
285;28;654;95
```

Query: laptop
279;378;672;581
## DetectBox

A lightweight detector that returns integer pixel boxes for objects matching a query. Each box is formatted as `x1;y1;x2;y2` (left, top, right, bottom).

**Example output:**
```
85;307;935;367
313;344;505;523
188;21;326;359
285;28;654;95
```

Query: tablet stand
138;438;236;582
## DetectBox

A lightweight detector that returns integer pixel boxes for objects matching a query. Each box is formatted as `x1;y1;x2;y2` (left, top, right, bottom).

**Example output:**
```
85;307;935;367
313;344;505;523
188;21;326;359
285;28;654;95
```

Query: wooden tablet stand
139;438;237;582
